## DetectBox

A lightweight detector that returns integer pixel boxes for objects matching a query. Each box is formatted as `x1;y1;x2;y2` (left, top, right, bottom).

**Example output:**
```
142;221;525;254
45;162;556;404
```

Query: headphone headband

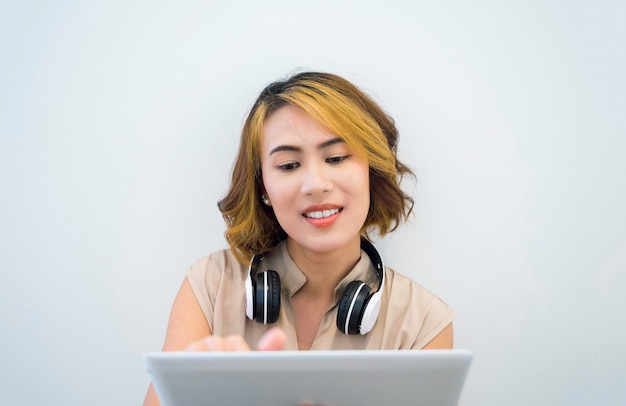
359;237;385;294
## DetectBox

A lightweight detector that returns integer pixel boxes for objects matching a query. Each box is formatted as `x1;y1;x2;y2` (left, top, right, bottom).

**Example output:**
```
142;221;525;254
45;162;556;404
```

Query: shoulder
185;247;249;329
190;247;245;271
384;267;440;297
382;267;454;348
384;267;451;313
187;248;248;288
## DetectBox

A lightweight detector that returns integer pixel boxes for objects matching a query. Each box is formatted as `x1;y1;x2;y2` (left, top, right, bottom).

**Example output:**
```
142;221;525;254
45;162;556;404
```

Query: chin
291;233;361;253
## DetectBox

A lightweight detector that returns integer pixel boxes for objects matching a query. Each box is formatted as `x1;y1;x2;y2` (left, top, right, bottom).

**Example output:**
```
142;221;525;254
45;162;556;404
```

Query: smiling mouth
303;208;342;219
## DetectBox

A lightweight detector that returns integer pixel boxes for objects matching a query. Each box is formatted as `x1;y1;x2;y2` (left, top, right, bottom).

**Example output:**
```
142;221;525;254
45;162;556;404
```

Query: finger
185;337;213;351
185;335;249;351
257;327;287;351
224;335;252;351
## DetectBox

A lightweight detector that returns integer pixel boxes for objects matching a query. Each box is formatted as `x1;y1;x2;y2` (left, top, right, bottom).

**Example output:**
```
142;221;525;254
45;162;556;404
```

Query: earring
262;195;271;206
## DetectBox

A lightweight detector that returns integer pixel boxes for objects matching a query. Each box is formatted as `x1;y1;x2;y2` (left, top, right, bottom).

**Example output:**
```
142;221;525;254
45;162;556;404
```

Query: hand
185;330;326;405
185;327;287;351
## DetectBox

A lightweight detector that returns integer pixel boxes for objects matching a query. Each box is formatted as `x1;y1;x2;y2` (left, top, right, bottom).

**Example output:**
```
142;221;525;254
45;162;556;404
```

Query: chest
211;282;415;350
291;298;332;350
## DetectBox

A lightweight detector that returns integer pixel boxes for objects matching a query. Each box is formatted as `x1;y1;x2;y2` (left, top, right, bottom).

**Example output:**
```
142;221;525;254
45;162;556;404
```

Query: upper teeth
305;209;340;219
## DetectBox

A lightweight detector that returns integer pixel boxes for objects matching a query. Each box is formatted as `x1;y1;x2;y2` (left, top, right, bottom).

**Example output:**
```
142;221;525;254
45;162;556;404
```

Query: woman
143;72;453;405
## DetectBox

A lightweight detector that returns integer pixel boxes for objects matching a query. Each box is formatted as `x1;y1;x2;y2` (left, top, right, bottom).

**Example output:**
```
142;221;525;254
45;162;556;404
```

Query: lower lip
304;211;341;228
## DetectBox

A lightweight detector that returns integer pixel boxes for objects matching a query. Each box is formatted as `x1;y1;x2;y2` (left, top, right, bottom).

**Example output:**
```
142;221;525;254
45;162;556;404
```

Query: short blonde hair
218;72;415;264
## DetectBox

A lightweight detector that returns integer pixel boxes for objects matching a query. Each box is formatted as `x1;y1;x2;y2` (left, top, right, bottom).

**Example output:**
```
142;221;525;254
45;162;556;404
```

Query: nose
300;161;333;196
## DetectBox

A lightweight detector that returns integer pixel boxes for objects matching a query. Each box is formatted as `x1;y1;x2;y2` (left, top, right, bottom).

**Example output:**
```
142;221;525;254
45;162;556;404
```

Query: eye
326;155;350;165
277;162;300;171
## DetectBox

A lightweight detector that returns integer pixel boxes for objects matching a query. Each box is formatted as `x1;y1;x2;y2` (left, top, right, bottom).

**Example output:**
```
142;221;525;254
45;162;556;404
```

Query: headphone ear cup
254;270;281;324
336;280;371;335
266;270;281;323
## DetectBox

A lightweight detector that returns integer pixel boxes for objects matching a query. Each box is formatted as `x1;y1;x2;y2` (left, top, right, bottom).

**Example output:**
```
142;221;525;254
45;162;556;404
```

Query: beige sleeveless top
186;240;453;350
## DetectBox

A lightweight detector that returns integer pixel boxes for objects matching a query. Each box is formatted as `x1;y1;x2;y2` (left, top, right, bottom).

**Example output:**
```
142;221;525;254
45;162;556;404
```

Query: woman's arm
142;277;212;406
422;322;454;349
142;278;287;406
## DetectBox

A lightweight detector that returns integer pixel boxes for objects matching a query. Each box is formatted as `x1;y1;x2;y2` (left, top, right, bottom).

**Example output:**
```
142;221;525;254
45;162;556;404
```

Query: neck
286;236;362;298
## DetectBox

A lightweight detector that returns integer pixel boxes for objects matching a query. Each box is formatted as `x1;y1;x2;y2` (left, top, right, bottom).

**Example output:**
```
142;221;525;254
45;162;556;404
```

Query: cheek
360;167;371;216
357;164;371;196
262;172;290;205
344;164;371;212
362;174;371;208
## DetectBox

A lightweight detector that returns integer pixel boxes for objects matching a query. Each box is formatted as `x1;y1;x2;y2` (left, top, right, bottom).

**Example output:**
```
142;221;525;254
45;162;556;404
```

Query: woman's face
261;105;370;255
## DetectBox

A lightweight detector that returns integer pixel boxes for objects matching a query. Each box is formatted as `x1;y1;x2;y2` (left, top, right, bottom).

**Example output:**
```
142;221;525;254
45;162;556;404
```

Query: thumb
257;327;287;351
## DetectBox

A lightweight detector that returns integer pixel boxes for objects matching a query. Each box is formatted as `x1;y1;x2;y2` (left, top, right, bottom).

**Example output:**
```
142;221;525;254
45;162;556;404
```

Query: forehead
261;105;338;152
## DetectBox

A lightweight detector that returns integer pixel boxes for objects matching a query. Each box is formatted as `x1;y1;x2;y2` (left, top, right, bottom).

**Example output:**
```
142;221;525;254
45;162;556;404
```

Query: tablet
145;349;472;406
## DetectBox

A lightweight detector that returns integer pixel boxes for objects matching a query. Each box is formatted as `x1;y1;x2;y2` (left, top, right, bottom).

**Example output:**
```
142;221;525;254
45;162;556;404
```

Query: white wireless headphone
245;238;385;335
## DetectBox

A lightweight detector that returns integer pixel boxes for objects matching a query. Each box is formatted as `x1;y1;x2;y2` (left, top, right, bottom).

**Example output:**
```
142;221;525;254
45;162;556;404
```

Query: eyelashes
277;162;300;171
326;155;350;164
276;155;351;172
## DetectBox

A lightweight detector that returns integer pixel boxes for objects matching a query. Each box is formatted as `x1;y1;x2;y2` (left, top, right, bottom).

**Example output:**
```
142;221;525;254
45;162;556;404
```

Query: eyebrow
269;137;345;155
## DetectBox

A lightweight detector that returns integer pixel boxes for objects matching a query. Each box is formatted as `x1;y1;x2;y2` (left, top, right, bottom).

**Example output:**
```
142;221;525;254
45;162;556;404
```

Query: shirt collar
261;240;380;303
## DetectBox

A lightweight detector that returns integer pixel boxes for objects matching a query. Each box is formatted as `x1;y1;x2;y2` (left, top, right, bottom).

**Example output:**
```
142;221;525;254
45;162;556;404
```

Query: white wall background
1;0;625;404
